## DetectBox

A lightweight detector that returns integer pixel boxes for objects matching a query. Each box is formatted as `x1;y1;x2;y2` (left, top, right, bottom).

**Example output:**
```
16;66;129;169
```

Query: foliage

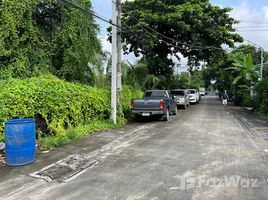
39;120;115;149
0;0;101;85
255;78;268;97
121;59;205;90
122;61;149;90
258;101;268;115
255;78;268;114
203;44;268;110
120;0;243;77
120;85;143;119
235;86;253;107
92;51;111;88
0;76;143;143
226;53;258;85
144;75;161;89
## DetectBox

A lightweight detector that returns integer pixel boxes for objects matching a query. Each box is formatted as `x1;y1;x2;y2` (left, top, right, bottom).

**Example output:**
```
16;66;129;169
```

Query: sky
91;0;268;68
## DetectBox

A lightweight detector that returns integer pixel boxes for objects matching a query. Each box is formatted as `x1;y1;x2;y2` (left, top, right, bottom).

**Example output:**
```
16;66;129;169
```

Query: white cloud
100;37;112;53
231;1;268;50
262;6;268;20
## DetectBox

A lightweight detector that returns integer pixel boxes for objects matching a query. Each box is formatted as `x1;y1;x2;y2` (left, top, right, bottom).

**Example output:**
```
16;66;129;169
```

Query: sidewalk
0;122;154;198
228;105;268;152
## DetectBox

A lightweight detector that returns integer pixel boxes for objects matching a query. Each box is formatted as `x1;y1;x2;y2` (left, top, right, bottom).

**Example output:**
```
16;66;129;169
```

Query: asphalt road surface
4;96;268;200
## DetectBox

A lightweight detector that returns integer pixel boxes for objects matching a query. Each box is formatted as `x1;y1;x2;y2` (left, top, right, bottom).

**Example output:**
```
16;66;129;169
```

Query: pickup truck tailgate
133;99;161;110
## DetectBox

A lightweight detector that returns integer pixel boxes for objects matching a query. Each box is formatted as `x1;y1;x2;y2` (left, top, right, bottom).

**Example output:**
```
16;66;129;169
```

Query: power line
121;19;216;52
62;0;267;53
58;0;120;28
236;29;268;32
113;1;227;51
239;20;268;24
236;26;268;28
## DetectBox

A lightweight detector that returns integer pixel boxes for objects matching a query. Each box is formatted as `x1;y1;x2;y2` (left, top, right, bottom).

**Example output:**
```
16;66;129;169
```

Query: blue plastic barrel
5;118;36;166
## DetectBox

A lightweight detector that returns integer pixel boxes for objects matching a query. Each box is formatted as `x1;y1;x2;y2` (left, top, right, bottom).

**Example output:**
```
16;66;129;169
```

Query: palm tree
226;53;257;85
226;53;258;98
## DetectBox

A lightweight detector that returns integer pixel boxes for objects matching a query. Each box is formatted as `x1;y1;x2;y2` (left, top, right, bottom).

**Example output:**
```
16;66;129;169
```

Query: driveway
2;96;268;200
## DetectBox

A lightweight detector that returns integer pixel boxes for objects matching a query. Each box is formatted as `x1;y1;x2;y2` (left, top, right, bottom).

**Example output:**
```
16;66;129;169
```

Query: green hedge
0;75;143;143
255;78;268;115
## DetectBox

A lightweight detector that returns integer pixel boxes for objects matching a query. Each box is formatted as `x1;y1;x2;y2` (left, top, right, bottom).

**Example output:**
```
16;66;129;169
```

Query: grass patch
38;120;116;150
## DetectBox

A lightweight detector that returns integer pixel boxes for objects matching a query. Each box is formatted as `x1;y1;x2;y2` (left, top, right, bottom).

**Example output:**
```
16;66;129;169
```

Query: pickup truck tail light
159;99;165;110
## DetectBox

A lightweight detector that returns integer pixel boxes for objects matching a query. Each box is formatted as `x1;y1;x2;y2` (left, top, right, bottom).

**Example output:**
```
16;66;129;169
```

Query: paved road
4;96;268;200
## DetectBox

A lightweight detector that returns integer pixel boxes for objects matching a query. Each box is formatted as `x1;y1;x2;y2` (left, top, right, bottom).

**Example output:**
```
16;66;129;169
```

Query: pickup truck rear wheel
163;108;169;121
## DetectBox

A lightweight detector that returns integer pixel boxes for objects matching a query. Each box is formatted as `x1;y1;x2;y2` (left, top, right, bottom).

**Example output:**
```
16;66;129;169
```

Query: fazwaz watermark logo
171;175;261;190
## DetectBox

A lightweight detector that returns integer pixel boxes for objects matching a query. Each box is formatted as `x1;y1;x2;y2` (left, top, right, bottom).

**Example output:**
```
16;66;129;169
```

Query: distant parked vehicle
187;89;199;104
199;88;206;96
170;89;189;109
131;90;177;121
197;91;202;101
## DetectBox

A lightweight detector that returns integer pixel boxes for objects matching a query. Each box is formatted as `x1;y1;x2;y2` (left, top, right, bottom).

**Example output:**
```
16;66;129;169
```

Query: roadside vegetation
203;45;268;114
0;76;143;146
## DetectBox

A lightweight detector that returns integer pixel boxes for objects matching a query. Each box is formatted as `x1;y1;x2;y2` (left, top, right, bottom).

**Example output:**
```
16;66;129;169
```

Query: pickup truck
131;90;177;121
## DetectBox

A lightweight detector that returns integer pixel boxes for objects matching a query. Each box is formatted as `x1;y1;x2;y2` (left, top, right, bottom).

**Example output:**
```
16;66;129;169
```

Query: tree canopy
121;0;243;76
0;0;101;85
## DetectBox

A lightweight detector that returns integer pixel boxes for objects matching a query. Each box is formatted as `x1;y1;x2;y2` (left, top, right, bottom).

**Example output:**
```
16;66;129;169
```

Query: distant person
222;90;229;107
232;95;236;105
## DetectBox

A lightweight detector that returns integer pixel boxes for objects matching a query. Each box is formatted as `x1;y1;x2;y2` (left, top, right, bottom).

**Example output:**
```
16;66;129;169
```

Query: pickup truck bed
131;90;177;121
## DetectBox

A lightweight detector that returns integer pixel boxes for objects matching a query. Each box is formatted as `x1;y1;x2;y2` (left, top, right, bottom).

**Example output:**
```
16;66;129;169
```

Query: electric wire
60;0;266;52
113;1;226;51
58;0;120;28
114;1;268;50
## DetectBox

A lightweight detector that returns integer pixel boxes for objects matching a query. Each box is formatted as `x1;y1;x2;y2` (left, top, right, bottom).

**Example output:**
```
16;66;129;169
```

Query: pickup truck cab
170;89;190;109
131;90;177;121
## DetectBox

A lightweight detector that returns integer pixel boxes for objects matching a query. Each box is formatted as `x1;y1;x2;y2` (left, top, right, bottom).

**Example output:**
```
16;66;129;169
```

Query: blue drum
5;118;36;166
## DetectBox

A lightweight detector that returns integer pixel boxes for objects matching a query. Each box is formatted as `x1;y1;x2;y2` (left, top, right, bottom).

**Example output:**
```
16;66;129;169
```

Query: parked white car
170;89;190;109
188;89;199;104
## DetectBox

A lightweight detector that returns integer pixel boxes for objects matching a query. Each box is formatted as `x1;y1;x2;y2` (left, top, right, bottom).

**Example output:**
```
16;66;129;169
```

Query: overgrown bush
120;86;143;119
0;75;143;143
258;101;268;115
255;78;268;114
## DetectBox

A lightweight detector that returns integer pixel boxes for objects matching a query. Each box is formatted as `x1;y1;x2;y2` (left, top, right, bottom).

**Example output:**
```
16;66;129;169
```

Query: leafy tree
121;0;243;77
226;53;258;85
144;74;161;89
0;0;101;85
203;45;266;106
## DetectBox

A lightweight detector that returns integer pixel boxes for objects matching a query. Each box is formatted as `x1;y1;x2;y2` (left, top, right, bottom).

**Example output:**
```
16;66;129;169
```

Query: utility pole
111;0;122;124
117;0;122;91
260;47;264;80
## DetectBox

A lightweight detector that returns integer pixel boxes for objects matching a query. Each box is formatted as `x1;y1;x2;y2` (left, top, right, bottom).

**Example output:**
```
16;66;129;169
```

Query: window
171;90;184;95
145;91;167;97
